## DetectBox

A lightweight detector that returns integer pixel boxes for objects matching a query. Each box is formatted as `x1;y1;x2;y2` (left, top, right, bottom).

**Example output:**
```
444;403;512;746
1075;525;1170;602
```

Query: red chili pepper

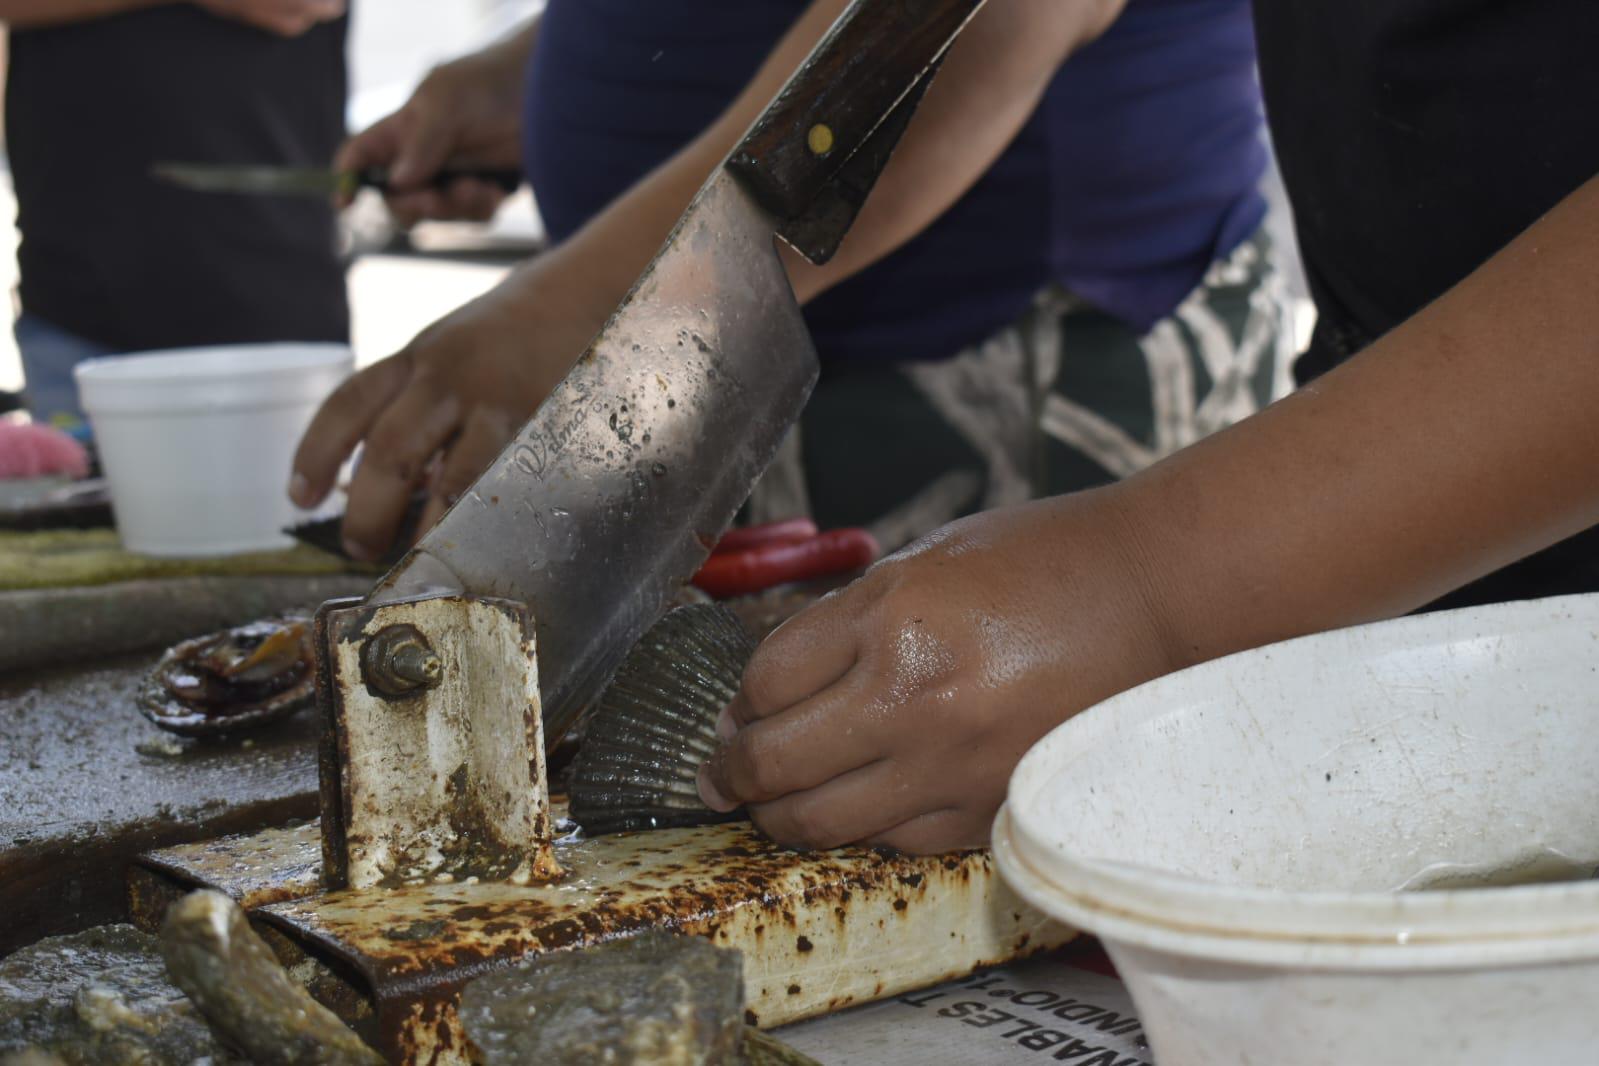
692;528;880;599
712;517;819;554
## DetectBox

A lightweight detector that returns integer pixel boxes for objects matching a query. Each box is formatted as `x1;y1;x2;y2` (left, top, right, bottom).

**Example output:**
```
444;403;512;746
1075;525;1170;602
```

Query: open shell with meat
138;617;315;737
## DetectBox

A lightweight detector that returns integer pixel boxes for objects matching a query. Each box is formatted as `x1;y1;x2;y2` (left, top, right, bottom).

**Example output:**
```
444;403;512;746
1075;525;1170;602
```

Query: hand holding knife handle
729;0;988;263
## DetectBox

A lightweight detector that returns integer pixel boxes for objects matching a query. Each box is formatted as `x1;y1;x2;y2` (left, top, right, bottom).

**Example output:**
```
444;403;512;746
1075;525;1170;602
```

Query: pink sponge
0;420;91;480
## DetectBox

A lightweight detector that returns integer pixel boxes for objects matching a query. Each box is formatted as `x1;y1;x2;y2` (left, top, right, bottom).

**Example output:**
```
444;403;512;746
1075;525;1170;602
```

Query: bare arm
292;0;1127;555
701;171;1599;854
1130;172;1599;665
537;0;1126;311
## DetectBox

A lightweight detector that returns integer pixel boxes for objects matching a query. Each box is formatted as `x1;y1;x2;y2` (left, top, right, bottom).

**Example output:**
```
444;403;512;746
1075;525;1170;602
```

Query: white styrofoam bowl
75;343;352;556
995;593;1599;1066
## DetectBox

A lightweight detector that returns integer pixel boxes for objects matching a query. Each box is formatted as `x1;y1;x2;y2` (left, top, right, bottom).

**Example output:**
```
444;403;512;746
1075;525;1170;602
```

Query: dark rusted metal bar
133;817;1069;1064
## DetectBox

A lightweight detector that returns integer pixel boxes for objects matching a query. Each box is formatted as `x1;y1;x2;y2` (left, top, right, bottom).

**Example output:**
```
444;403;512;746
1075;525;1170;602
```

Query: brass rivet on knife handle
807;123;836;156
727;0;987;223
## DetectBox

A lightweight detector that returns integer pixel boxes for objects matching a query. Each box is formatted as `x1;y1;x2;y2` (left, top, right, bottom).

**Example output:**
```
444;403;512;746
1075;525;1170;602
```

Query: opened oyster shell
569;604;755;835
138;618;314;737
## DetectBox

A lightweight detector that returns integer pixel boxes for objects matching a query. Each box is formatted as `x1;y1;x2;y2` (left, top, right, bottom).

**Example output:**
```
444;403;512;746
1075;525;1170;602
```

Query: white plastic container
75;343;352;556
995;593;1599;1066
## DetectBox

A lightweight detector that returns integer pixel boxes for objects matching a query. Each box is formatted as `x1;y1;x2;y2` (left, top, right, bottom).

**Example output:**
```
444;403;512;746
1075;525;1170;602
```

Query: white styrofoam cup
75;343;352;557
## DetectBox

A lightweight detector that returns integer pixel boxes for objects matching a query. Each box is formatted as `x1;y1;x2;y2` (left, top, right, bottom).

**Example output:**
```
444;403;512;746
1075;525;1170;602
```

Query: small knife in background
151;162;522;199
283;492;427;568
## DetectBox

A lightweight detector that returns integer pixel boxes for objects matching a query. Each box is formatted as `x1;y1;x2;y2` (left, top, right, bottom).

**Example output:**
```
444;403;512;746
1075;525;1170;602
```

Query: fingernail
715;707;736;742
342;537;372;562
288;473;314;508
697;759;738;813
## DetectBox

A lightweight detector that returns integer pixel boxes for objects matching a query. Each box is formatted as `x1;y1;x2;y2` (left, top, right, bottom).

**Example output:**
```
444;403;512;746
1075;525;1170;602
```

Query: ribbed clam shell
570;603;756;834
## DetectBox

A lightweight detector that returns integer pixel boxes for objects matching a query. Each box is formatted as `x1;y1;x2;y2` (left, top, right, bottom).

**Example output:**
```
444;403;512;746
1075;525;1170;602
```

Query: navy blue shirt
525;0;1266;366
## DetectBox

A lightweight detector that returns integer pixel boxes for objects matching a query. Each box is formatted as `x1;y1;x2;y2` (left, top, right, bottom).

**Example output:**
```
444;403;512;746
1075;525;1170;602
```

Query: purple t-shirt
525;0;1266;366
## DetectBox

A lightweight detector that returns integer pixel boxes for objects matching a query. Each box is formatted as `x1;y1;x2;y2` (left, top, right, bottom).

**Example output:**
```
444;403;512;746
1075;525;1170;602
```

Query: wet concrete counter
0;654;319;956
0;581;835;960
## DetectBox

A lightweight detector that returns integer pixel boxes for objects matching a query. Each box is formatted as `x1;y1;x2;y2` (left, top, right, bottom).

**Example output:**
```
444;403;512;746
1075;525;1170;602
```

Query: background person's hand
696;491;1183;855
193;0;346;38
334;41;528;225
288;257;614;560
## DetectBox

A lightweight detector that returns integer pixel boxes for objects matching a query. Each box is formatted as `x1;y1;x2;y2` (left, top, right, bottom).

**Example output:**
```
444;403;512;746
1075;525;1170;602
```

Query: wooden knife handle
728;0;986;224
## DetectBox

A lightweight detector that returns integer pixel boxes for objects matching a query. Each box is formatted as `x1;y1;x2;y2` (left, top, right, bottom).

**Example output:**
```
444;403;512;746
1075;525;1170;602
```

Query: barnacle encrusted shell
138;618;314;737
160;890;381;1065
460;932;745;1065
569;604;756;834
0;924;234;1064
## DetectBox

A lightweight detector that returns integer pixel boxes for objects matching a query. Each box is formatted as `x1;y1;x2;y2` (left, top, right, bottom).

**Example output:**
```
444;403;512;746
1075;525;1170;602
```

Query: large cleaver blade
367;0;987;744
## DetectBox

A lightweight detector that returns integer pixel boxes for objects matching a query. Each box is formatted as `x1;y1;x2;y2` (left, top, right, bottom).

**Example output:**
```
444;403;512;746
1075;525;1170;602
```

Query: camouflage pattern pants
748;229;1296;551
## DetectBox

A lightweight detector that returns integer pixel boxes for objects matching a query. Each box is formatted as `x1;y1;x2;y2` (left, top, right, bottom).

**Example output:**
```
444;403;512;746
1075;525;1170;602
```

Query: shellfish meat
569;603;755;835
138;618;314;737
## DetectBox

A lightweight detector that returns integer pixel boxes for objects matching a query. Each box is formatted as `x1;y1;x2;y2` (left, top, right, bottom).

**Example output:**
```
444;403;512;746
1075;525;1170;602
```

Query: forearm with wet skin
1114;173;1599;673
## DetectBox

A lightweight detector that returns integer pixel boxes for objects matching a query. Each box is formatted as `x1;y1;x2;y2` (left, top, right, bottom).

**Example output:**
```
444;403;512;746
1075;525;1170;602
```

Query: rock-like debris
159;890;381;1066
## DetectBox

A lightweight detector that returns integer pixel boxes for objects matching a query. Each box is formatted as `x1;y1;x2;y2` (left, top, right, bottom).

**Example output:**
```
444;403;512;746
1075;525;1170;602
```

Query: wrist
513;244;621;332
453;23;536;100
1084;477;1217;678
424;49;520;113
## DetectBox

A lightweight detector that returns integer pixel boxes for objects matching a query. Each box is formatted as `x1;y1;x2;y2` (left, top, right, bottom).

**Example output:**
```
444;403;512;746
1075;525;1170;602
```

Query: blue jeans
14;312;116;430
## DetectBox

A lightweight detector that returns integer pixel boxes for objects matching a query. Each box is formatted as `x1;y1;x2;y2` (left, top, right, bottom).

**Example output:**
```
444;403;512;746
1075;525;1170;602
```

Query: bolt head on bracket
361;624;443;697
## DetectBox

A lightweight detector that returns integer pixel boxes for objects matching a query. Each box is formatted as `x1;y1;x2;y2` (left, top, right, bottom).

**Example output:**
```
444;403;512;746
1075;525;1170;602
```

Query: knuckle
736;654;784;717
360;434;426;483
783;798;843;850
322;377;368;417
731;732;782;800
439;460;489;501
435;467;474;501
349;357;409;403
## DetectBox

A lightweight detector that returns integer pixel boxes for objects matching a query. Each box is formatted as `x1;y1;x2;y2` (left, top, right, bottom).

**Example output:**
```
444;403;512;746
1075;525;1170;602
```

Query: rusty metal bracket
315;595;561;891
132;817;1071;1064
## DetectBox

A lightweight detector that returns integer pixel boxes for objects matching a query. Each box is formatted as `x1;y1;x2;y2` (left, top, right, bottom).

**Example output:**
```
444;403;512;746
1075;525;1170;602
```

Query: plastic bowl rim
1003;594;1599;947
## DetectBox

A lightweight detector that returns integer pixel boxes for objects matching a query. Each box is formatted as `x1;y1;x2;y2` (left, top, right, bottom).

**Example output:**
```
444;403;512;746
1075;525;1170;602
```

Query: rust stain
131;821;325;930
146;815;1069;1061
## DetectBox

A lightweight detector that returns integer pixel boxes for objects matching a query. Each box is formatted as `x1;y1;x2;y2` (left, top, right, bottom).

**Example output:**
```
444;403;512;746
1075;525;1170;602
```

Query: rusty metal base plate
132;817;1071;1063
